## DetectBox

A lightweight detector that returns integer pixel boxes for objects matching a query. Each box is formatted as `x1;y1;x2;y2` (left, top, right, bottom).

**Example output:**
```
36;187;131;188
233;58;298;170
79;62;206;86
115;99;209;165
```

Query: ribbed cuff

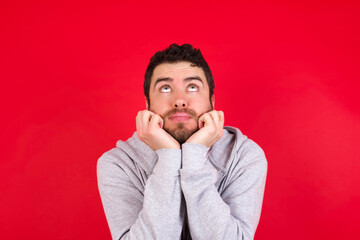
153;148;182;176
181;143;209;170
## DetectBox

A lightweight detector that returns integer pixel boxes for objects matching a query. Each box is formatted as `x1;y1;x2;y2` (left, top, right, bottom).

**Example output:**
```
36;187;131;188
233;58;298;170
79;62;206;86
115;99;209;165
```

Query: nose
173;92;187;109
174;101;186;108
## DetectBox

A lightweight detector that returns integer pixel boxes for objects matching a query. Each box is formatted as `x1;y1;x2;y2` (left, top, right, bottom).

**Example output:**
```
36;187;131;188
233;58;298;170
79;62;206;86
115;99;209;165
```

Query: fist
136;110;180;151
185;110;224;148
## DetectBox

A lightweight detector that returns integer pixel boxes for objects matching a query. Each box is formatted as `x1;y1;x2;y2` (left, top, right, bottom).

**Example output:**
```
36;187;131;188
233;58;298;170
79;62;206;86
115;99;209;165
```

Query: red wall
1;1;359;239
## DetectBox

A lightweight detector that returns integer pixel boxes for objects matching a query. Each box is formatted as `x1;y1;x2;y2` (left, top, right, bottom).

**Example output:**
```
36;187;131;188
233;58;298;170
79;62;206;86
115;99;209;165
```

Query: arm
182;110;267;239
97;148;184;240
97;110;184;240
180;141;267;240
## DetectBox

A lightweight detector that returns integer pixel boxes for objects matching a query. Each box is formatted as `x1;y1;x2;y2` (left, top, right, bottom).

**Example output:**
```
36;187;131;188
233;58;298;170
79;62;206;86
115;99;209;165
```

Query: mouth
168;112;192;122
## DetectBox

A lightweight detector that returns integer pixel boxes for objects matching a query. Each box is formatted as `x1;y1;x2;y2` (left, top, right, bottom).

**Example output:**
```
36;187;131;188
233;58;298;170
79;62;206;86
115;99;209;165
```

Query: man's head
144;44;215;144
144;43;214;106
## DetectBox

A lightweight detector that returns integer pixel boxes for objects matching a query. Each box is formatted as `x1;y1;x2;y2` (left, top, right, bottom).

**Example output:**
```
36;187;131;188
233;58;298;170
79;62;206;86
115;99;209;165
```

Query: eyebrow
153;76;204;88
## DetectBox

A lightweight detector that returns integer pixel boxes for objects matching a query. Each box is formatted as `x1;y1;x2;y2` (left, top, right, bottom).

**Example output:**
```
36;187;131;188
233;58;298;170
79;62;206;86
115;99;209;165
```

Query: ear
211;95;215;109
145;97;149;110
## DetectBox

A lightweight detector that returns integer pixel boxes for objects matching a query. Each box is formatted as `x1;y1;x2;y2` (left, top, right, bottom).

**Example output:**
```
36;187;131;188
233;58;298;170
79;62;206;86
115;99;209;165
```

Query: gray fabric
97;126;267;240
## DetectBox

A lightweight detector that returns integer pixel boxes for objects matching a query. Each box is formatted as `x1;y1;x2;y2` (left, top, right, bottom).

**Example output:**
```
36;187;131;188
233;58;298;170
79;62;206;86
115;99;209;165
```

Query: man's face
148;61;214;144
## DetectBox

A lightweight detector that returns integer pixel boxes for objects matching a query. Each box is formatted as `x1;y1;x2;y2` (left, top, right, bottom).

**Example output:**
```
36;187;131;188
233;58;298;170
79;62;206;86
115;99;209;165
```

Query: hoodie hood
116;132;158;175
115;126;248;176
208;126;248;175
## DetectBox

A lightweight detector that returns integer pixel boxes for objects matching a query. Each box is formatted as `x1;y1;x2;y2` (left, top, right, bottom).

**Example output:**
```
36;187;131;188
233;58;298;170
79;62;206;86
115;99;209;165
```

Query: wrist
181;143;209;170
153;148;182;176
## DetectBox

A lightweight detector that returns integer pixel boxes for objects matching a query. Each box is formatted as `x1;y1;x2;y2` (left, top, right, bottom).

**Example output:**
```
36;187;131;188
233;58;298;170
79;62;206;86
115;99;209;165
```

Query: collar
116;126;247;176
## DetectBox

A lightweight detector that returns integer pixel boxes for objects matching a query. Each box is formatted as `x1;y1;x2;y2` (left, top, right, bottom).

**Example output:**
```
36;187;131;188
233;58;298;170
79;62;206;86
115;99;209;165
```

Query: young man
97;44;267;240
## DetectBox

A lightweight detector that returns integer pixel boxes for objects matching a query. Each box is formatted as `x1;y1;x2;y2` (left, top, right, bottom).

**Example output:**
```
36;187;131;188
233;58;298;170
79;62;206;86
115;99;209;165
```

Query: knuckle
148;126;156;135
209;127;216;135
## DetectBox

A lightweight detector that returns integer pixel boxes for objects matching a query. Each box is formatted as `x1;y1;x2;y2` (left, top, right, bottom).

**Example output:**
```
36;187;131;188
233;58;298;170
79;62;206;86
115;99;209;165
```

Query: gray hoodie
97;126;267;240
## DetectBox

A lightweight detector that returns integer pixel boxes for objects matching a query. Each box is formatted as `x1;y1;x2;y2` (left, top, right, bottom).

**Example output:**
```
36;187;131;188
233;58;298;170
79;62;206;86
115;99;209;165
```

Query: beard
161;105;213;144
148;100;213;144
164;121;199;144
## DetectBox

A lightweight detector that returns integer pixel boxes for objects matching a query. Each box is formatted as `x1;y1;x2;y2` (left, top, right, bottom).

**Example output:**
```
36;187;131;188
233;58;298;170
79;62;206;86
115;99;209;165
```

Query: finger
136;111;144;131
141;110;154;127
149;114;164;129
198;116;204;129
209;110;220;127
198;113;214;128
198;113;207;128
218;111;225;127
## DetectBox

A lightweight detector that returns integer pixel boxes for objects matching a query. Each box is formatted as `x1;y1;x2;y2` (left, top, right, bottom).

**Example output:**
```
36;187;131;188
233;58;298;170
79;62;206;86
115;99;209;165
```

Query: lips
169;112;192;121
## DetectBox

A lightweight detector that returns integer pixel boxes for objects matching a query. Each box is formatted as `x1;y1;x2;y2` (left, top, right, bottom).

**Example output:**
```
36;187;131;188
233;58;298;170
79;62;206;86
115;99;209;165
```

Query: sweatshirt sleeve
180;141;267;240
97;148;184;240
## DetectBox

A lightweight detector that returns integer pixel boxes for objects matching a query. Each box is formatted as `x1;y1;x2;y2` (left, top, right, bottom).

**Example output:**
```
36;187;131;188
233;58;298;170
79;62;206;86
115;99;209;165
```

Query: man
97;43;267;240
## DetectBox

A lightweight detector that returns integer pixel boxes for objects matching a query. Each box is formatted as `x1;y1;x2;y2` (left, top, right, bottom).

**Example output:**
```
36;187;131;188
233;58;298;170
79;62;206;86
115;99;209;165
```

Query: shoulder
96;133;140;182
237;138;267;165
97;132;158;182
97;132;144;171
97;147;128;168
211;126;267;173
224;126;265;156
220;127;268;192
96;147;134;182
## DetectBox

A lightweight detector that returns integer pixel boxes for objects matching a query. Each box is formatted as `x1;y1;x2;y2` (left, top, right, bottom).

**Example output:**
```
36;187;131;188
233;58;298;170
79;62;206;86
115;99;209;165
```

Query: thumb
198;115;205;129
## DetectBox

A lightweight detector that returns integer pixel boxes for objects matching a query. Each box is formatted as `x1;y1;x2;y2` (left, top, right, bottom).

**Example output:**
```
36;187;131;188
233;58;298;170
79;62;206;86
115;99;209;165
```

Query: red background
1;0;359;239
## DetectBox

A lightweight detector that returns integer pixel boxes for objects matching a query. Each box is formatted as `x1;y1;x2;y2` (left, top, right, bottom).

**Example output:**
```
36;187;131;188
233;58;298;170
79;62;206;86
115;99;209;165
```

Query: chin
164;122;198;144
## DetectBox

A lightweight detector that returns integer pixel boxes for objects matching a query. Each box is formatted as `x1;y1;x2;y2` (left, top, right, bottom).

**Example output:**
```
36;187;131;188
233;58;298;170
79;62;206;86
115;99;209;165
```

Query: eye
160;85;171;93
187;84;199;92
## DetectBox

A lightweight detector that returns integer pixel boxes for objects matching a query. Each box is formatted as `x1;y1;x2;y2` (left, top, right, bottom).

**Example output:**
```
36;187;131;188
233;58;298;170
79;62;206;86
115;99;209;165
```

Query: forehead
151;61;207;87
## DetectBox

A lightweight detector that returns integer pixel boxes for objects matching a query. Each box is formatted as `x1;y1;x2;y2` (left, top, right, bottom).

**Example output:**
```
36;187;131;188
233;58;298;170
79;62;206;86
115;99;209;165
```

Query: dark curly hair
144;43;214;106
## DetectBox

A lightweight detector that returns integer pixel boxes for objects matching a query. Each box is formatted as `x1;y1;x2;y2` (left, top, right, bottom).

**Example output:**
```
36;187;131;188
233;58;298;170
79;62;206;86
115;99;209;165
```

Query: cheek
192;99;212;114
149;99;170;115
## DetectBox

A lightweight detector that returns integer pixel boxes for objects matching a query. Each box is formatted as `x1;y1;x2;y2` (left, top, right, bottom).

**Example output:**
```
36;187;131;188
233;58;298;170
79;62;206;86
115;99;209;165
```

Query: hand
185;110;224;148
136;110;180;151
